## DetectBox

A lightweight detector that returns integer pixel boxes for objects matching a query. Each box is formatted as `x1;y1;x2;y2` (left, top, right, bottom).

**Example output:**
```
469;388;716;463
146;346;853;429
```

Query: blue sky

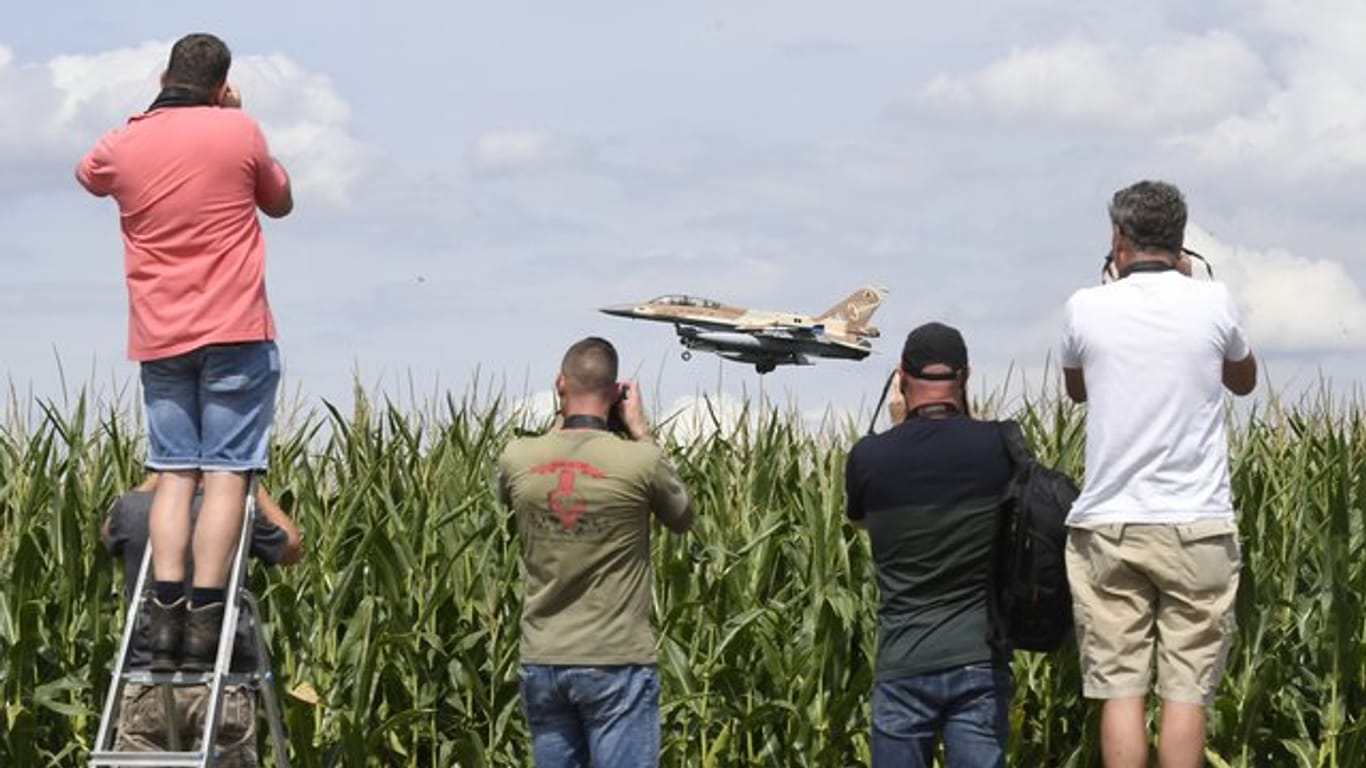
3;1;1364;428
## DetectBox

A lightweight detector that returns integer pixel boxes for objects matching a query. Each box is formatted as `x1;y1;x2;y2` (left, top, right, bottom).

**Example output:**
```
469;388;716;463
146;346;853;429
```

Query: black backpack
987;420;1079;653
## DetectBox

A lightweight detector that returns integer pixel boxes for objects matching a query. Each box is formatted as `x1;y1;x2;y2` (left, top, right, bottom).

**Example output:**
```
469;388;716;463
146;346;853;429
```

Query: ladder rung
90;749;215;766
120;670;261;686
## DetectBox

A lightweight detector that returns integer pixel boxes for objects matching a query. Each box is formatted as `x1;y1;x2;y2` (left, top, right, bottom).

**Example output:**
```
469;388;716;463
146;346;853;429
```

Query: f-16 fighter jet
600;286;887;374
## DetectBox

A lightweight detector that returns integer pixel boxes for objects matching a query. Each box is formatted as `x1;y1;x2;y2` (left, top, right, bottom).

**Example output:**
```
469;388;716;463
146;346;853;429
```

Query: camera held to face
608;382;631;436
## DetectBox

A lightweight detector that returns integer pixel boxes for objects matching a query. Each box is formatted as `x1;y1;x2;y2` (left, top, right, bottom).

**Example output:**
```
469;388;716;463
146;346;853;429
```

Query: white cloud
228;54;365;205
921;32;1269;128
470;129;591;174
1186;224;1366;351
1167;2;1366;175
0;40;363;204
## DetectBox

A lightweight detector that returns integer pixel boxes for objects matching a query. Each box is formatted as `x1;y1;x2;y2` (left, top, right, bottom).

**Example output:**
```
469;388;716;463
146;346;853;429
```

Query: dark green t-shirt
498;430;693;665
845;414;1012;681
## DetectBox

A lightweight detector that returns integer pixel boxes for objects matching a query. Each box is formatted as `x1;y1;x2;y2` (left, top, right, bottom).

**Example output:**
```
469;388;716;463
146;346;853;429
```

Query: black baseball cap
901;322;968;380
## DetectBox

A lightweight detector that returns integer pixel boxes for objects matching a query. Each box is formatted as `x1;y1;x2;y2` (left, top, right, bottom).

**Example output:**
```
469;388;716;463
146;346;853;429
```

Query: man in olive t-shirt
498;337;694;767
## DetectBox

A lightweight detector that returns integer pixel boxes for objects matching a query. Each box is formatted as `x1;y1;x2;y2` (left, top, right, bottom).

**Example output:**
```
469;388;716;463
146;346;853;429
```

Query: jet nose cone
599;304;639;318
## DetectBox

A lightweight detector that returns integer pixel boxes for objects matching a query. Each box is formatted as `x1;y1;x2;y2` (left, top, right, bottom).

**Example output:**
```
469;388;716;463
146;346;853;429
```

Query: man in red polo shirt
77;32;293;670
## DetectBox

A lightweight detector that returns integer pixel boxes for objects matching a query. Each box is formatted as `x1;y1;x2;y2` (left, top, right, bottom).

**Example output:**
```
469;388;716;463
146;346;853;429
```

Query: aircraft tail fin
816;286;887;334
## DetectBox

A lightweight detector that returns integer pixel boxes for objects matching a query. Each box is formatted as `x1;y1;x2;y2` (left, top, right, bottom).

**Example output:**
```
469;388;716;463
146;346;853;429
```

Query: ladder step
90;749;216;766
120;670;262;686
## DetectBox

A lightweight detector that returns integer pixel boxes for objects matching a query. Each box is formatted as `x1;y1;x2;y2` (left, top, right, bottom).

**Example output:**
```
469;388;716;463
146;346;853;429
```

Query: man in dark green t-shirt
498;337;694;767
845;322;1014;767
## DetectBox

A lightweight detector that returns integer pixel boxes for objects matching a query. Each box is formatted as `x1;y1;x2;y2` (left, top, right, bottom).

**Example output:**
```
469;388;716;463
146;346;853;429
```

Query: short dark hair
1109;180;1186;256
165;33;231;92
560;337;619;395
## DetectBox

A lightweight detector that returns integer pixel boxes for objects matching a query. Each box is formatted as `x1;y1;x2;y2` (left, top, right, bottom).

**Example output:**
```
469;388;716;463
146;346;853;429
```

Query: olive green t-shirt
498;430;693;665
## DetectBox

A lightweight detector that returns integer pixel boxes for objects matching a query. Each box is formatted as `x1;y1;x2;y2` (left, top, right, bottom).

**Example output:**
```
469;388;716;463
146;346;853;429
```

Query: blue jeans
140;341;280;472
871;662;1012;768
520;664;659;768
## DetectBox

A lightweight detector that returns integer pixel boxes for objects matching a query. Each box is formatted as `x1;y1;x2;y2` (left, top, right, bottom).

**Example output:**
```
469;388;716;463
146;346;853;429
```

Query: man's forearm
1063;368;1087;403
1222;354;1258;396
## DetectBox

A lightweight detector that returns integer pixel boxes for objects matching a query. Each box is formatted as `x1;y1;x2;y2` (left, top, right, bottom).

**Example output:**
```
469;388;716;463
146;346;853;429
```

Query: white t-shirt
1060;271;1252;526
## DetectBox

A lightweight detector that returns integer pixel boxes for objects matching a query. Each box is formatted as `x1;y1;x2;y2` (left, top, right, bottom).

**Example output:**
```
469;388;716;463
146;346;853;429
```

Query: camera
607;382;631;436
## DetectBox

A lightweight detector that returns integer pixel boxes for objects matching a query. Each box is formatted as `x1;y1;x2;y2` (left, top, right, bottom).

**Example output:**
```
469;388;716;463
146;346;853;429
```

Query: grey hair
1108;180;1186;255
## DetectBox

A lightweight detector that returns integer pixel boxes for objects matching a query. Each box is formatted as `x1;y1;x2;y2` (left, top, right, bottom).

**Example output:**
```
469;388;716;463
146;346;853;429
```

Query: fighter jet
600;286;887;374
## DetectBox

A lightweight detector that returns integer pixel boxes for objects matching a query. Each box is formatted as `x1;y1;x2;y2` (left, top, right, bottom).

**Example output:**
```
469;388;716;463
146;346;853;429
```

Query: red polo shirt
77;106;290;361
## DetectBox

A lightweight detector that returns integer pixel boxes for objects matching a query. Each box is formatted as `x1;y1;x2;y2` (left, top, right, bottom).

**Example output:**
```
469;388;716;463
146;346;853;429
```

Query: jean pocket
519;666;559;723
204;342;280;394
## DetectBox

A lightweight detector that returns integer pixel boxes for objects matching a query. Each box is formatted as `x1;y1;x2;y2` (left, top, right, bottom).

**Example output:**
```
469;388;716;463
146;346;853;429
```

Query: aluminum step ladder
91;482;292;767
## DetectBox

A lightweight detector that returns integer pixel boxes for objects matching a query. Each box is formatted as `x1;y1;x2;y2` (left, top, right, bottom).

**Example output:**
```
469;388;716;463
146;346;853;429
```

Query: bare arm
256;486;303;565
649;458;695;534
1222;354;1257;396
618;380;654;443
650;459;693;532
243;102;294;218
76;138;116;197
1063;367;1087;403
887;370;907;425
257;162;294;218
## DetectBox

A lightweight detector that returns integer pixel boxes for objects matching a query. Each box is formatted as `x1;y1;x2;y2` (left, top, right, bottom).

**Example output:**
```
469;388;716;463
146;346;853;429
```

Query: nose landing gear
681;350;692;362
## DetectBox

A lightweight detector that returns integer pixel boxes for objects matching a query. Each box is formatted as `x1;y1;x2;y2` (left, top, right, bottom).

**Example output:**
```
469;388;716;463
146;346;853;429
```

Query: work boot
148;597;186;672
182;602;225;672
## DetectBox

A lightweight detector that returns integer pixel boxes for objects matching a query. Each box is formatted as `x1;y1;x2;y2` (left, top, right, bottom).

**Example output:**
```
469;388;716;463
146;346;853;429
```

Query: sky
2;0;1364;431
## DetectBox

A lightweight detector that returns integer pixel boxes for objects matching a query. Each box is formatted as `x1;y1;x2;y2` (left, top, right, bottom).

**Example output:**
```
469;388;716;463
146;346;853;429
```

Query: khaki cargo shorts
114;682;257;766
1064;520;1240;705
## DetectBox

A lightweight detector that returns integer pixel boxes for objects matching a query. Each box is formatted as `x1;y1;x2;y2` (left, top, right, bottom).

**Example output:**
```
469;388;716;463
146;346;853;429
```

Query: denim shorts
140;341;280;472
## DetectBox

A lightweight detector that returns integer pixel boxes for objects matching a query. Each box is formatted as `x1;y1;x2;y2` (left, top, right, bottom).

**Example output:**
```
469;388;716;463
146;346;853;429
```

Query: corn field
0;385;1363;766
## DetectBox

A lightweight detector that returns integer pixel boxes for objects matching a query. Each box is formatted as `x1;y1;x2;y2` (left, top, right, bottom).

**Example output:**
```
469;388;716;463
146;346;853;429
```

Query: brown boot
182;602;225;672
147;597;186;672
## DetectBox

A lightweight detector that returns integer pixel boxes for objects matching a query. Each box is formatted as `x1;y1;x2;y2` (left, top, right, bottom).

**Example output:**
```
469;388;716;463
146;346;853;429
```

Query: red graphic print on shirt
530;460;608;530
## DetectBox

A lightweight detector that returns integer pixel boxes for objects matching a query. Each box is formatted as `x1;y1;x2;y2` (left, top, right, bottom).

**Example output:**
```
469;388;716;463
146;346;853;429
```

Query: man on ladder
78;31;294;766
76;31;292;672
101;474;303;764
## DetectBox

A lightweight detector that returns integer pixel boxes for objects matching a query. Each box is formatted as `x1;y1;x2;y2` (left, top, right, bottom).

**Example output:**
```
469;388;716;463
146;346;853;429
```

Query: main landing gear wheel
755;361;776;374
681;350;692;361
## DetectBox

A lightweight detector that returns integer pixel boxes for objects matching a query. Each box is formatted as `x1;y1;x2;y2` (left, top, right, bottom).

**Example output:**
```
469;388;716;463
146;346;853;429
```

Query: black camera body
607;383;631;436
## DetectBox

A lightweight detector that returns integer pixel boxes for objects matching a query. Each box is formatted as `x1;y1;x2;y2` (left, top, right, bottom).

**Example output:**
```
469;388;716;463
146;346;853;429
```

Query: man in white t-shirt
1060;180;1257;768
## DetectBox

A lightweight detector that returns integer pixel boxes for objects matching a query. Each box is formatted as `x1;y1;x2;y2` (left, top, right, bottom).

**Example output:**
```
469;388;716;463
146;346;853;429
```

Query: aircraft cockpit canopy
648;294;722;309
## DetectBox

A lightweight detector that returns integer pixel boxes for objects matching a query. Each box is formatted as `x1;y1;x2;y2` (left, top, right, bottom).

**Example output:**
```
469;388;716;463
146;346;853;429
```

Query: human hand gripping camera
552;376;652;441
608;381;652;441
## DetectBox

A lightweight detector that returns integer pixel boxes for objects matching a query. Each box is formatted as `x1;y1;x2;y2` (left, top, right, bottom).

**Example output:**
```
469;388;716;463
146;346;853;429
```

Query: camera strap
147;86;215;112
1119;259;1176;278
908;402;960;419
1102;248;1215;283
562;414;612;431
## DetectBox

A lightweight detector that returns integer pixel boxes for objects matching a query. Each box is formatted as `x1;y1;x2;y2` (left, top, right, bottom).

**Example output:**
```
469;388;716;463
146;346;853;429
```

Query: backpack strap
997;419;1035;470
986;419;1031;658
